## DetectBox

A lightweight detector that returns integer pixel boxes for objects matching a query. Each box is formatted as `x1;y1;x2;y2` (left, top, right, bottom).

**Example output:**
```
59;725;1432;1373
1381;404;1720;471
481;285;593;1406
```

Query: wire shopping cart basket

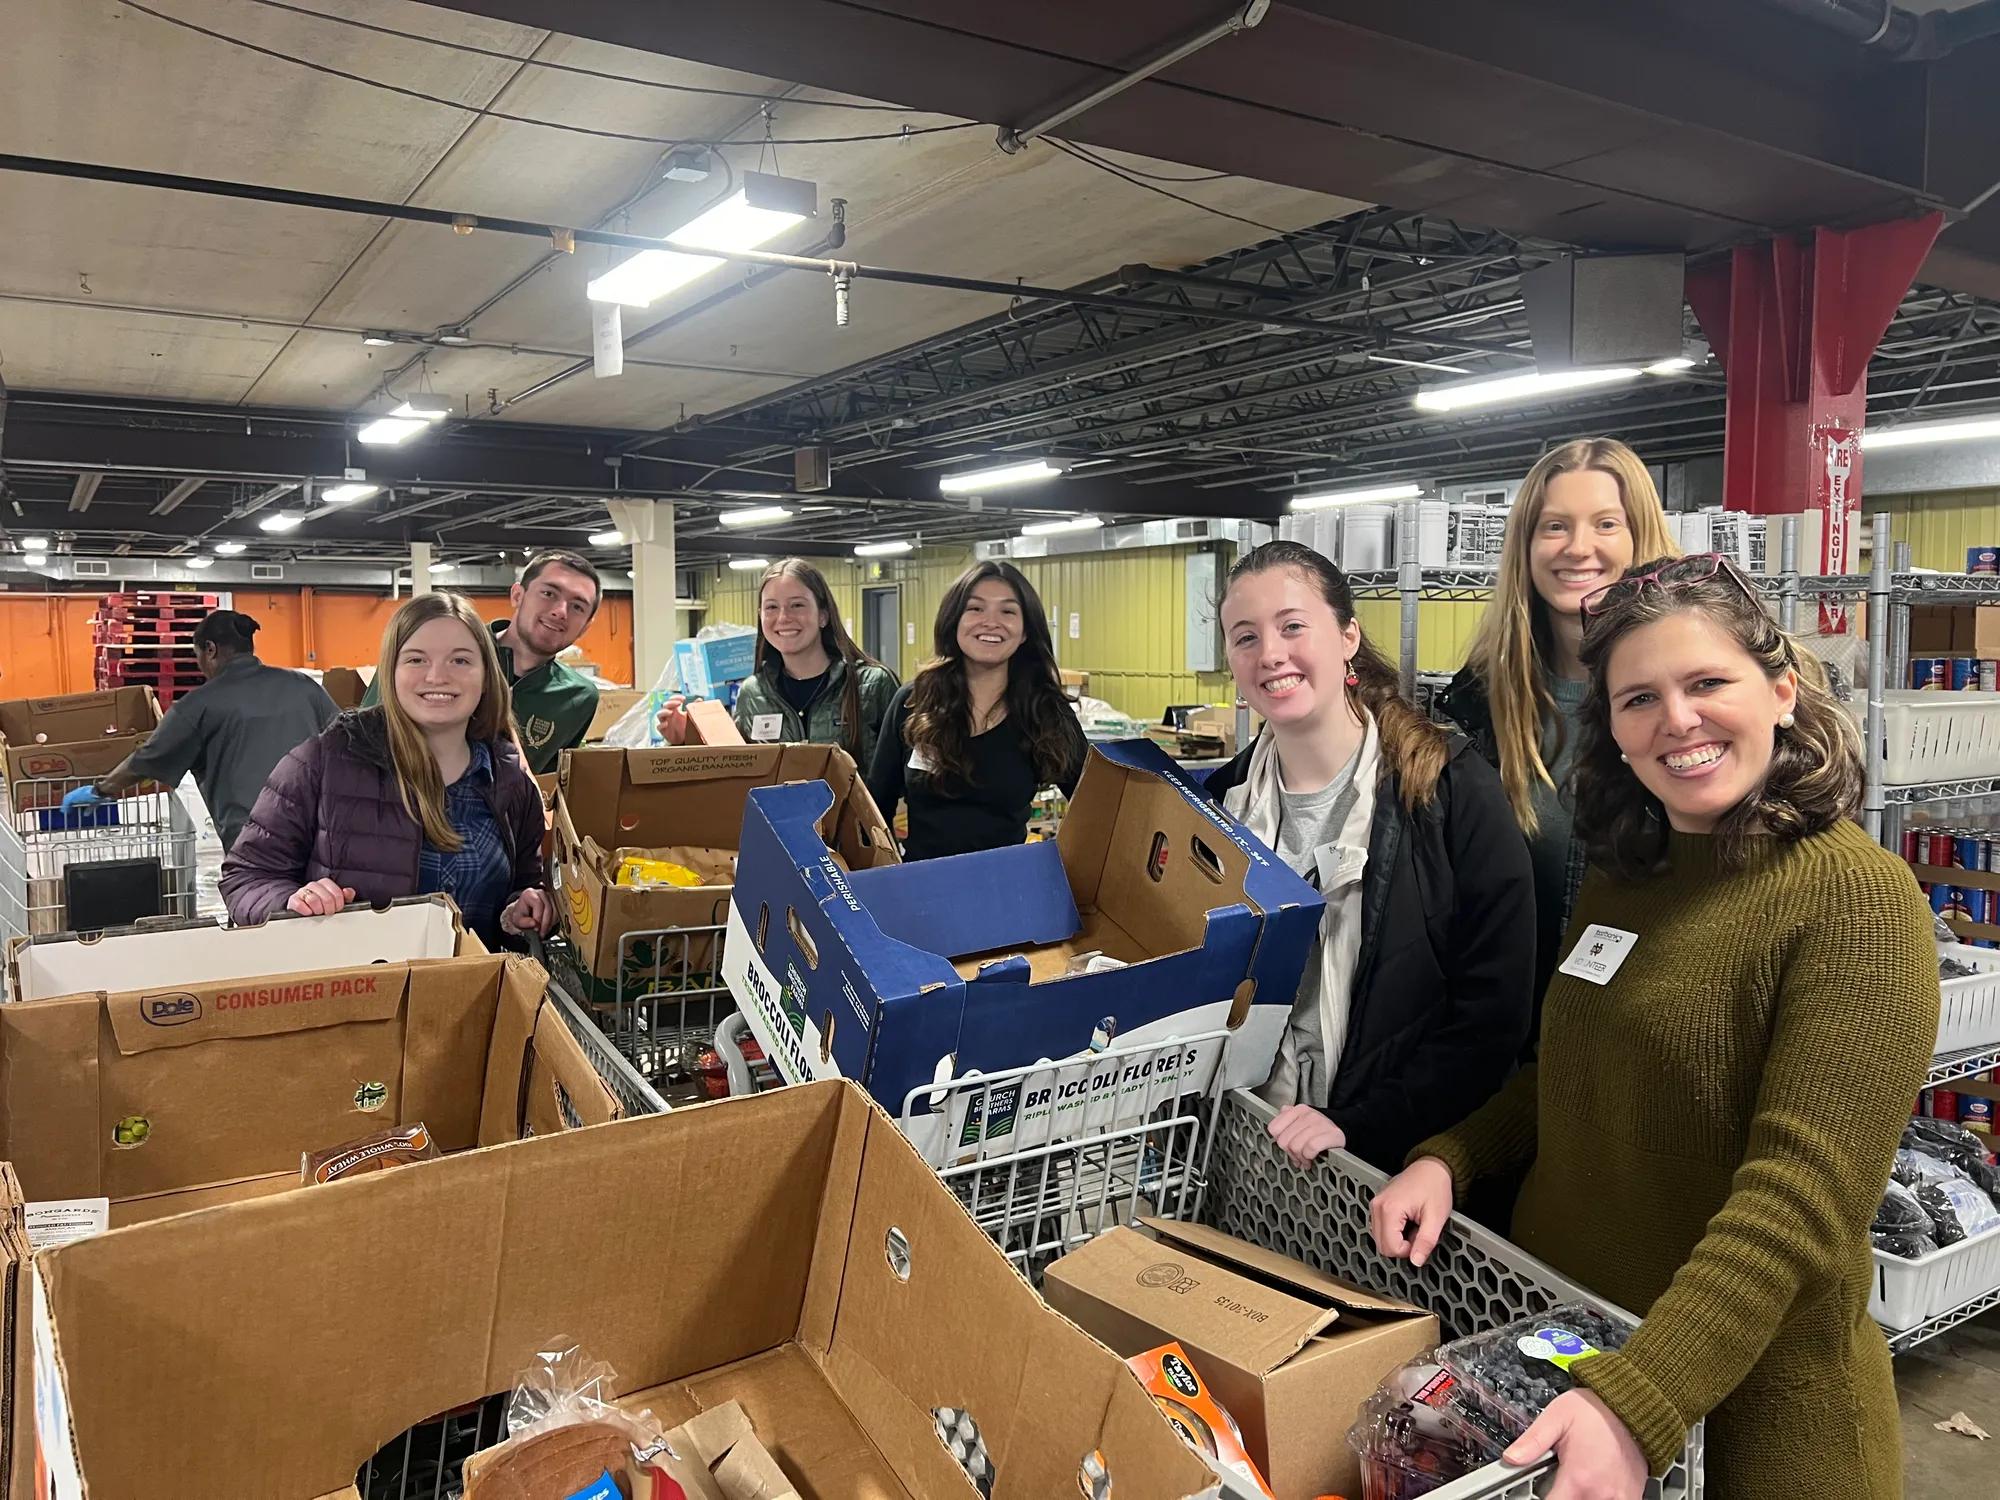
0;775;197;940
1200;1089;1705;1500
533;923;736;1104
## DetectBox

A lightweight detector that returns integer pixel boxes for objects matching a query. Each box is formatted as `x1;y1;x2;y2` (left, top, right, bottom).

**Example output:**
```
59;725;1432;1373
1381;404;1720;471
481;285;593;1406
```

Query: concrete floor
1899;1309;1999;1494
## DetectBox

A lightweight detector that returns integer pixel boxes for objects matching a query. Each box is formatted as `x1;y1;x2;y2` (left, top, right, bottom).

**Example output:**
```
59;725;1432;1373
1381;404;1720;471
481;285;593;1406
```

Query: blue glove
60;785;105;812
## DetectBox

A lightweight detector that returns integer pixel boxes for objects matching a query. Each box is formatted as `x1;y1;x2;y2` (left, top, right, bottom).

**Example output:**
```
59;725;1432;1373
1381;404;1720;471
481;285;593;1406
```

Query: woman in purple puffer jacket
220;591;554;949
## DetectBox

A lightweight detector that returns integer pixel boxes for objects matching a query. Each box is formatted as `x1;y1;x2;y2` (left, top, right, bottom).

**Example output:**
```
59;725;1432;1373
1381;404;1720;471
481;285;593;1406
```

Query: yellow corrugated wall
1864;489;2000;570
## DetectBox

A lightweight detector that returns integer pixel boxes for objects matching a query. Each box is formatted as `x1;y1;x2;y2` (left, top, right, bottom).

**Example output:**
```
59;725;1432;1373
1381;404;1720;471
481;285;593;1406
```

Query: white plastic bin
1936;944;2000;1054
1877;691;2000;784
1872;1228;2000;1331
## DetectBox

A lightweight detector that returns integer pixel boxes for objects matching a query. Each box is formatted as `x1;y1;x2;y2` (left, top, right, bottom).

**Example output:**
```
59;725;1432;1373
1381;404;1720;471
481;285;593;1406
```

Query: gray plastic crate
1202;1089;1703;1500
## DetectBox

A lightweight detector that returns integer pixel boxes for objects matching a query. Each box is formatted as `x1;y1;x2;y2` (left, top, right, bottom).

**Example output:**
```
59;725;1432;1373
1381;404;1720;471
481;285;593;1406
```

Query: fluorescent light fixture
1020;514;1102;536
19;536;49;552
1861;414;2000;450
259;511;304;533
727;557;769;572
1290;481;1426;512
1413;367;1644;413
718;505;794;529
185;556;215;570
435;326;472;346
589;530;625;547
427;561;454;574
587;172;816;308
320;483;381;505
213;540;247;556
390;399;451;422
855;540;913;557
1644;357;1696;374
361;332;396;347
1368;354;1472;375
939;460;1064;496
358;417;428;446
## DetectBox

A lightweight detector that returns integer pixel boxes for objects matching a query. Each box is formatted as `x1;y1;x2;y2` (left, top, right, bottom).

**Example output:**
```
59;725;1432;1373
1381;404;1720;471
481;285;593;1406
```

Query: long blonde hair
1464;437;1677;833
375;593;512;852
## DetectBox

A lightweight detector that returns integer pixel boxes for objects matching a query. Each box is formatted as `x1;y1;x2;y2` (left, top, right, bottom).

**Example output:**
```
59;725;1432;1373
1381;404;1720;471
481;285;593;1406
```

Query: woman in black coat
1206;541;1536;1173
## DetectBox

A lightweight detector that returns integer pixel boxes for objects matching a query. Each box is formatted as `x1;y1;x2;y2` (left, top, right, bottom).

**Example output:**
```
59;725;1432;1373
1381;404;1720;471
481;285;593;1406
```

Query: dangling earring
1778;711;1795;729
1344;668;1360;688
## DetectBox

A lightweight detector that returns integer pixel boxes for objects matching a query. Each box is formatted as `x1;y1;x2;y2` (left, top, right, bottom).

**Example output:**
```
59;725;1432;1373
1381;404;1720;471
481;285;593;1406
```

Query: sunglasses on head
1580;552;1766;621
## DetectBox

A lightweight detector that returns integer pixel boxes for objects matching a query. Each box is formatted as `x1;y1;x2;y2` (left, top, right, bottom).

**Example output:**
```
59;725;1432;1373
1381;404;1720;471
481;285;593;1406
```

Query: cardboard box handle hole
1188;834;1224;884
886;1225;911;1280
787;907;819;969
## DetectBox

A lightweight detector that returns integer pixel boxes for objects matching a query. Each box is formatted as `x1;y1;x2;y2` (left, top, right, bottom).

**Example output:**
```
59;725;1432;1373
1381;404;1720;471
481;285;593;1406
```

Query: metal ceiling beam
67;472;100;512
150;478;204;516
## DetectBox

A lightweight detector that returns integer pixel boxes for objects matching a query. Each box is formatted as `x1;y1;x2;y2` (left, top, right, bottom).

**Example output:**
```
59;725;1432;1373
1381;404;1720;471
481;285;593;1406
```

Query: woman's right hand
653;695;689;745
1369;1156;1456;1267
286;878;356;917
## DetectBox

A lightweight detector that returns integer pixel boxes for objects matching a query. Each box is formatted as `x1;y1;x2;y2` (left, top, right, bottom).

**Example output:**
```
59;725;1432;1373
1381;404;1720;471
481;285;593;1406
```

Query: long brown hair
375;592;513;852
1464;437;1677;833
905;560;1081;788
755;558;887;758
1572;555;1860;879
1225;540;1447;810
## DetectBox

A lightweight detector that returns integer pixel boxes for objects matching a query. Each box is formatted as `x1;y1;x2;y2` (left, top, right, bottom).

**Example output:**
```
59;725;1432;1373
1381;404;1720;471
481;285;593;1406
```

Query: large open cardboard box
1045;1221;1439;1500
0;899;636;1500
0;689;161;809
552;745;896;1002
721;740;1321;1162
32;1081;1219;1500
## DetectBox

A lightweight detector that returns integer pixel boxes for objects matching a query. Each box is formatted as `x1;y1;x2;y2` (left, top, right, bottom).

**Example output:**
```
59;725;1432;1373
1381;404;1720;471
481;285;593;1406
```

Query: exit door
861;586;901;669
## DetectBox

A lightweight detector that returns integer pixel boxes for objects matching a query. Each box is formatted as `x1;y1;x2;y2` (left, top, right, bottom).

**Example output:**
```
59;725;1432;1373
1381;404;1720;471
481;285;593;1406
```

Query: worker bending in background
363;548;602;773
60;609;336;851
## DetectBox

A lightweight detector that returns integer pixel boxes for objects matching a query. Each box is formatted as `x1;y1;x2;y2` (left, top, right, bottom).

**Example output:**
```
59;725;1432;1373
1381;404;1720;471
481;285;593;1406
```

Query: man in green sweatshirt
365;549;601;773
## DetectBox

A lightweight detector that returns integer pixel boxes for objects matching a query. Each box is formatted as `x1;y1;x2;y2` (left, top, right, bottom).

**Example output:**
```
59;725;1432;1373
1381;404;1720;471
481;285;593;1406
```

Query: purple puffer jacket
219;708;546;925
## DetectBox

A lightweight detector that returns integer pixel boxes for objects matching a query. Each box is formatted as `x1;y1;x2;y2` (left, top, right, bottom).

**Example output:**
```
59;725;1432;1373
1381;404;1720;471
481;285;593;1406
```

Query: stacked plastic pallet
92;591;218;706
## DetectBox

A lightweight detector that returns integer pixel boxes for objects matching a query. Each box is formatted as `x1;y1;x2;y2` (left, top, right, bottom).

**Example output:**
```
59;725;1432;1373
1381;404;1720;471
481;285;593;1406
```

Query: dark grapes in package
1912;1175;2000;1247
1348;1307;1631;1499
1871;1181;1939;1260
1901;1118;2000;1198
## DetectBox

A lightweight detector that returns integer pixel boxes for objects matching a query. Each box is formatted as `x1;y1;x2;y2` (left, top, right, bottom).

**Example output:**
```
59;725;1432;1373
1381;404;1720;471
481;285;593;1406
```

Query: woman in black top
868;561;1087;860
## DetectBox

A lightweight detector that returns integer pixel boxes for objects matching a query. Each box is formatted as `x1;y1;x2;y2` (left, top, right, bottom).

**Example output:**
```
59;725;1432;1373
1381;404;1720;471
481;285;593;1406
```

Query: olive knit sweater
1414;819;1938;1497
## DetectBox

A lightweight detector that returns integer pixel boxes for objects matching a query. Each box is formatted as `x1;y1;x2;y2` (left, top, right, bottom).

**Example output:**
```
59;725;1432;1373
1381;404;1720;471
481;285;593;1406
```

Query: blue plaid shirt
416;740;511;945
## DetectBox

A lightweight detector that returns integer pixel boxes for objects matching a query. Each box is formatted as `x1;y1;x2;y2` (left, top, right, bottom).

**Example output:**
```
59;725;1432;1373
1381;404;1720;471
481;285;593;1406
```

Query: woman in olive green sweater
1371;554;1938;1500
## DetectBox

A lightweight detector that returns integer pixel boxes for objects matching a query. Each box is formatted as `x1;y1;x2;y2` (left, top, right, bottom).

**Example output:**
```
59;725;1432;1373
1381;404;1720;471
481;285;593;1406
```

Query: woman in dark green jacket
658;558;898;767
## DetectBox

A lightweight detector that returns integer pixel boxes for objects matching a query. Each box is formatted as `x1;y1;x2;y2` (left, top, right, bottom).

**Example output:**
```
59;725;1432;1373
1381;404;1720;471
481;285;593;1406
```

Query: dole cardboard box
31;1081;1220;1500
1044;1220;1438;1500
721;739;1322;1163
0;687;161;809
552;744;896;1002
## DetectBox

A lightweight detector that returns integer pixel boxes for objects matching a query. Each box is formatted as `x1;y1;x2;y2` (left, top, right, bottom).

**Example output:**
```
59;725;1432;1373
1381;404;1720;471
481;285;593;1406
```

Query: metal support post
410;540;433;598
1395;498;1421;700
1778;516;1800;633
1863;512;1892;842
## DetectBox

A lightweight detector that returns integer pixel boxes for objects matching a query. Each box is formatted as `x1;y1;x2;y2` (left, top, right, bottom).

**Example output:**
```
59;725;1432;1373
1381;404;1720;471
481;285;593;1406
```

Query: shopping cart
0;774;197;940
533;922;736;1102
355;955;664;1500
1201;1089;1705;1500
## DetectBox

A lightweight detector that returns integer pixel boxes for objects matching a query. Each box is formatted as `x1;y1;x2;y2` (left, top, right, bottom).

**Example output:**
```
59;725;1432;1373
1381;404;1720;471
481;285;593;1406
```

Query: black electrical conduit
0;152;1499;352
1753;0;2000;58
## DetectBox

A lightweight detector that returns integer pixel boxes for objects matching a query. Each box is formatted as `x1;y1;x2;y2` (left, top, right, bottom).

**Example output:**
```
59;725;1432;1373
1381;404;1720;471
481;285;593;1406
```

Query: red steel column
1686;212;1942;631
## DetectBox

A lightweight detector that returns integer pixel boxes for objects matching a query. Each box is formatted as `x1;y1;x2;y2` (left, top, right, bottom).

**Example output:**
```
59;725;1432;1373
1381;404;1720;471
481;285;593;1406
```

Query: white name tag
750;714;784;743
1559;924;1638;986
908;744;937;774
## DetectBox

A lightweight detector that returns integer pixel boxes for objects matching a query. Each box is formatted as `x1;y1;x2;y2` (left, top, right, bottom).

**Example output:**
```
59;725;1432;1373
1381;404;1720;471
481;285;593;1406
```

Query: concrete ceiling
0;0;1357;428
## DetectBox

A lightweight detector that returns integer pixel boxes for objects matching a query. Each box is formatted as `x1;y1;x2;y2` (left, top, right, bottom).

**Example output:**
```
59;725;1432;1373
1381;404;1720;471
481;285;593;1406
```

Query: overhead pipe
0;154;1394;344
1752;0;2000;58
996;1;1271;154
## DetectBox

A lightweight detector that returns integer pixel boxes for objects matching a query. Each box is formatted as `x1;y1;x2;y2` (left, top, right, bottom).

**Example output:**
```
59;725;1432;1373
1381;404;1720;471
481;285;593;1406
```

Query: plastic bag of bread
462;1342;662;1500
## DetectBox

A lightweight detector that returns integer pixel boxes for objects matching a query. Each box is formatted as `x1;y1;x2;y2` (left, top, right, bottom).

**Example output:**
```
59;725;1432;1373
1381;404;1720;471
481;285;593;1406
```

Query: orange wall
0;589;635;701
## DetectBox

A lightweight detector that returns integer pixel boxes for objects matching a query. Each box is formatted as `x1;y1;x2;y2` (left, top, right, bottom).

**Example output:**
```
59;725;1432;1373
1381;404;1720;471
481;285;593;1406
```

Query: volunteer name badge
751;713;784;742
1558;924;1638;986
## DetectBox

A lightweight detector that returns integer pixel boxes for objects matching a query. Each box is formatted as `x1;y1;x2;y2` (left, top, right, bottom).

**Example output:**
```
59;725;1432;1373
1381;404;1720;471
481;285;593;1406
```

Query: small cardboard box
722;740;1321;1161
586;687;646;743
0;687;161;806
319;665;374;711
1908;603;2000;657
552;745;896;999
1044;1220;1439;1500
31;1081;1219;1500
684;697;746;746
675;634;757;700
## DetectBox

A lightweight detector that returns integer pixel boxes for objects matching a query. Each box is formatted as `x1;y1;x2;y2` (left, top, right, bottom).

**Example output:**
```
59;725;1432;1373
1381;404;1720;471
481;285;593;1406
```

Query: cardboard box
684;697;746;746
675;634;757;700
0;1166;26;1500
1908;603;2000;657
319;665;374;711
0;938;623;1218
31;1081;1219;1500
552;745;896;999
1045;1221;1439;1500
722;740;1321;1162
585;687;646;743
0;687;160;806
